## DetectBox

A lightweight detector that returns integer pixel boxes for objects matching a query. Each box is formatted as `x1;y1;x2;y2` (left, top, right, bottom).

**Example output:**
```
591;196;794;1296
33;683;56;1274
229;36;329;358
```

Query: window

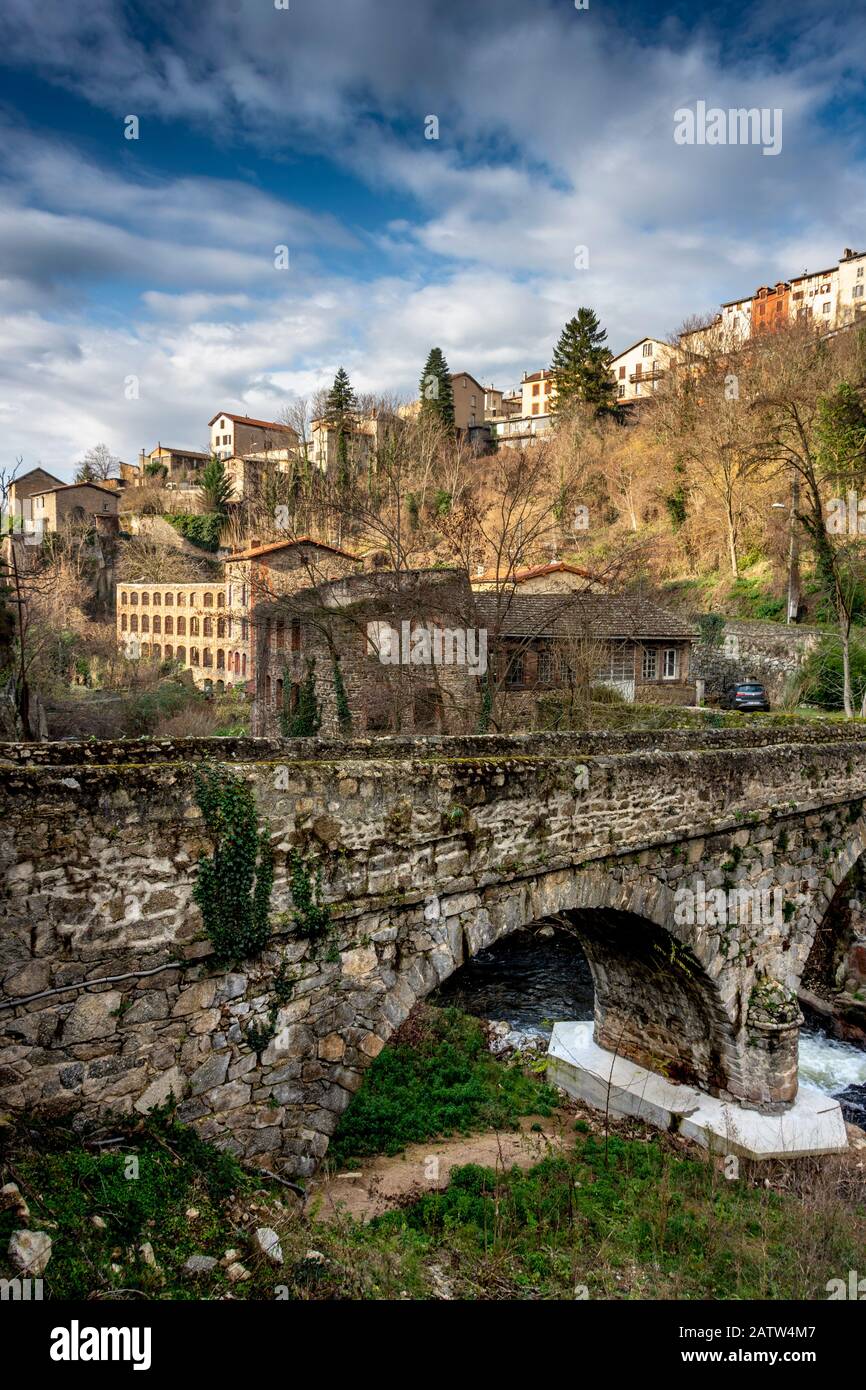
532;403;539;415
152;592;160;605
538;650;555;684
217;650;225;670
121;613;128;630
619;365;626;379
190;617;199;636
190;647;200;666
855;285;865;299
120;592;128;606
642;648;658;680
291;619;301;651
177;616;186;636
141;592;149;606
823;301;831;314
663;648;679;679
217;617;225;638
532;383;539;396
152;644;161;661
505;651;525;686
203;617;212;637
165;592;173;606
152;615;161;634
642;342;653;357
130;614;138;632
177;593;185;606
176;646;186;664
204;593;213;607
141;614;149;633
618;384;625;398
217;592;225;607
164;644;173;659
203;649;213;668
164;616;173;635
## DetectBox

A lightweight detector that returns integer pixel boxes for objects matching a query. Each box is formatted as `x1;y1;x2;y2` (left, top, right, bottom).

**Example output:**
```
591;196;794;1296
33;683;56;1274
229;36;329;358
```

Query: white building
609;337;681;402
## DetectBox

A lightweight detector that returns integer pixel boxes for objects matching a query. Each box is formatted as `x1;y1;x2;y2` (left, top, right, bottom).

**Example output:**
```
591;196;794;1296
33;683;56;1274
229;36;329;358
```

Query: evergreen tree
325;367;358;490
199;455;235;516
419;347;455;429
550;309;618;416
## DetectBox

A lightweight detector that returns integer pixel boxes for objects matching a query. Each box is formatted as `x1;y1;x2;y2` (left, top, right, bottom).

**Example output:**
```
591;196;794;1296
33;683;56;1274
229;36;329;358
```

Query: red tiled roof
473;561;603;586
226;536;358;563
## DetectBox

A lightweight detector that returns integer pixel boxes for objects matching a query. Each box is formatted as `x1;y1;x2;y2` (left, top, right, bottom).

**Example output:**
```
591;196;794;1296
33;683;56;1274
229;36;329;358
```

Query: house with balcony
609;338;681;402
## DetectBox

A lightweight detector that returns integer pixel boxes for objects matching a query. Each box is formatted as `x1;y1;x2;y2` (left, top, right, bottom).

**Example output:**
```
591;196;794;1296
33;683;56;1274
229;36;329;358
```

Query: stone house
209;411;299;461
251;567;482;736
7;467;65;523
224;538;360;689
30;483;119;534
471;560;606;594
474;590;697;713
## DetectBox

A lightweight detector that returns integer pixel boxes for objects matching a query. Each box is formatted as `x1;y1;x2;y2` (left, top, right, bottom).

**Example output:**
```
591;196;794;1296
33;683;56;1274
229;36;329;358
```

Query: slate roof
473;591;697;641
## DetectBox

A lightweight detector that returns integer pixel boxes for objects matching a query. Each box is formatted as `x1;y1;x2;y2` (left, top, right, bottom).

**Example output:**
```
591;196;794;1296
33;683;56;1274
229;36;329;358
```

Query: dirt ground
304;1112;574;1223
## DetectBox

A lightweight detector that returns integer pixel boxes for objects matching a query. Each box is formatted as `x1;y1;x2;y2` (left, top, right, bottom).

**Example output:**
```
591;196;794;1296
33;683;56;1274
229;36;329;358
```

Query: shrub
163;513;224;552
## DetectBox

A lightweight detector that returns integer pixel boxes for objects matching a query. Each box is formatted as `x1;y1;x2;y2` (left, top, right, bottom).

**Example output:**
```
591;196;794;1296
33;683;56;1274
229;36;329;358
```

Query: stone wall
693;619;822;702
2;728;866;1174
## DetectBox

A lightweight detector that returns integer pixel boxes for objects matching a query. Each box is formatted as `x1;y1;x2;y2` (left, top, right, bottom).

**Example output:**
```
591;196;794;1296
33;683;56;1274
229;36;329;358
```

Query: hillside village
2;246;866;743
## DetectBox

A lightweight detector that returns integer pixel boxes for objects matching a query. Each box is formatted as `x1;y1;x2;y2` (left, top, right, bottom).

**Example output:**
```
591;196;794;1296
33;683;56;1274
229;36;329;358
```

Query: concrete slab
548;1021;848;1159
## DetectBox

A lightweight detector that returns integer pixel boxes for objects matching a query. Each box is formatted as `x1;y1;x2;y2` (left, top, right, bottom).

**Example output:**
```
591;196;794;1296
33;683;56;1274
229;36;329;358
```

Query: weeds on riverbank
328;1005;558;1166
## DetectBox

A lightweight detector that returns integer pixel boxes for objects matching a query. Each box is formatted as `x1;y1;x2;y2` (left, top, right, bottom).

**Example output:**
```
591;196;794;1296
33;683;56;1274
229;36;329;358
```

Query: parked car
720;681;770;712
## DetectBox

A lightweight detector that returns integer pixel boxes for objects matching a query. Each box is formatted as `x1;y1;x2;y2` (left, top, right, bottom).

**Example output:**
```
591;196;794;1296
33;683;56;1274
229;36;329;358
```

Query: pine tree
325;367;358;489
199;455;235;516
419;347;455;429
550;309;618;416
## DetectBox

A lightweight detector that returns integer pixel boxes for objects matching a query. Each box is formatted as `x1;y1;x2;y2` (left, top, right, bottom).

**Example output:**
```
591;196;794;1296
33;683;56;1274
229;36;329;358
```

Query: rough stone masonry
2;726;866;1176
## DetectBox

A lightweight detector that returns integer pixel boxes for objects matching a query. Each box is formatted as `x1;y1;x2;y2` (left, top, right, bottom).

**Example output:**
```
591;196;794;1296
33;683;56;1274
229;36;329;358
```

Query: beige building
7;468;64;524
789;264;838;328
127;445;210;486
209;411;298;460
837;247;866;325
450;372;486;430
309;411;399;476
30;482;119;533
117;583;239;688
520;369;556;418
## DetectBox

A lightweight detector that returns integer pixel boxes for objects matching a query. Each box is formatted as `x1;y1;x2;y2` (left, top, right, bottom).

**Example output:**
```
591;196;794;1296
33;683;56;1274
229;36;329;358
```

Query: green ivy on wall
192;766;274;964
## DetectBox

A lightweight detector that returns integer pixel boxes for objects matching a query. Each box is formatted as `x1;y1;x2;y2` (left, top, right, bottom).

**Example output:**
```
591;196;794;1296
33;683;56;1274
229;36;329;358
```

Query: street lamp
771;471;800;624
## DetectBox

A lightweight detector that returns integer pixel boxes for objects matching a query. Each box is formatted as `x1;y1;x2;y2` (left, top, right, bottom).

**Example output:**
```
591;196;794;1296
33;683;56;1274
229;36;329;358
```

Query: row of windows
504;644;681;687
120;613;240;636
129;642;247;674
119;590;226;608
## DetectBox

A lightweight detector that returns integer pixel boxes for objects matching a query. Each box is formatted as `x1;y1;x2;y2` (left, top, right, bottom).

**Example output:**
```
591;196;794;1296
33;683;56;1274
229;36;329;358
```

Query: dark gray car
721;681;770;712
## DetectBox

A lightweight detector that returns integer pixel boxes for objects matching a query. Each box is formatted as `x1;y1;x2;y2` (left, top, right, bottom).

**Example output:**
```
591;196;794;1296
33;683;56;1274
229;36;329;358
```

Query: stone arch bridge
2;727;866;1175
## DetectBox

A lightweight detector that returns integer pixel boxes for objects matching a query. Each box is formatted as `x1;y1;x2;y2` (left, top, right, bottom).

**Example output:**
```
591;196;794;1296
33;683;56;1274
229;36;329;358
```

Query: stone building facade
224;538;360;690
252;568;483;737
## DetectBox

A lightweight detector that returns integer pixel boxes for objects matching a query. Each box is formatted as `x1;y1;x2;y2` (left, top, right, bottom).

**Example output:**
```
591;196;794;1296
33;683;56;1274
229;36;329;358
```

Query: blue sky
0;0;865;476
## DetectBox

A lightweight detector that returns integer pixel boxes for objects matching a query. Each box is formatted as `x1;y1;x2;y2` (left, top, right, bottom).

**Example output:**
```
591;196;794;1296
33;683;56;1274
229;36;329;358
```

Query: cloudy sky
1;0;864;477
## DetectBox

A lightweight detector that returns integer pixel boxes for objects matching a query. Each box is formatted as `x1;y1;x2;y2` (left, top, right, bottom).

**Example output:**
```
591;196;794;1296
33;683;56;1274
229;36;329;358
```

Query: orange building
750;282;791;334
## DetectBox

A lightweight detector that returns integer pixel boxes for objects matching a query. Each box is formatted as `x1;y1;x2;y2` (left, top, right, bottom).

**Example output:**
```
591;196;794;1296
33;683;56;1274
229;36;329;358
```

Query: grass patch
329;1005;558;1166
371;1135;866;1300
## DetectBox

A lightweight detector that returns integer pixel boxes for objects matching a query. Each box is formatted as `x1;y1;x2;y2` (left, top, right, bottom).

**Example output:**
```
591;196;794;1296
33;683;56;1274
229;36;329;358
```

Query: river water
433;927;866;1127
